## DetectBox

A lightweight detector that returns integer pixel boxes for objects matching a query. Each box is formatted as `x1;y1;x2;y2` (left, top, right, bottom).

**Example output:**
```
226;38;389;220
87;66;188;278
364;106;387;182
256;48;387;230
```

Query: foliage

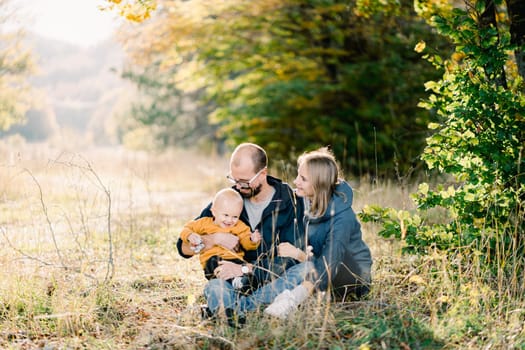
116;1;222;150
116;0;451;176
0;0;34;131
102;0;157;22
5;108;58;141
120;63;217;149
201;0;445;176
360;1;525;265
334;306;444;349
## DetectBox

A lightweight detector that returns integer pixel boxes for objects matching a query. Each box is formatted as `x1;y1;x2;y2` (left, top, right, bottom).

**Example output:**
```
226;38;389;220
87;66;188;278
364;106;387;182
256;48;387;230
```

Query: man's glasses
226;167;266;189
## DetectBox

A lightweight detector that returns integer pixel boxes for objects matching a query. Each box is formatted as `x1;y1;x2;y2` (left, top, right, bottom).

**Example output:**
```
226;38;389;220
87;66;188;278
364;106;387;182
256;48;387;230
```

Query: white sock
231;276;244;289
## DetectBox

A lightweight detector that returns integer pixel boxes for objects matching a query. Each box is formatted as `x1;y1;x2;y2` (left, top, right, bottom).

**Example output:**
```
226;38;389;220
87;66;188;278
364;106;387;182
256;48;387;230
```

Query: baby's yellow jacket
179;217;259;268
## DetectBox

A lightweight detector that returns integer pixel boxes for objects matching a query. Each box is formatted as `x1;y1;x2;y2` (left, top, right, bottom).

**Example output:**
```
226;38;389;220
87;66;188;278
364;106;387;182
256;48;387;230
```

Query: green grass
0;143;523;349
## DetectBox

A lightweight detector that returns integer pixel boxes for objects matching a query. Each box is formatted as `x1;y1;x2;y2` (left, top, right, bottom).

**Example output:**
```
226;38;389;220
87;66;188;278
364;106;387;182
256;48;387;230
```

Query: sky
12;0;119;48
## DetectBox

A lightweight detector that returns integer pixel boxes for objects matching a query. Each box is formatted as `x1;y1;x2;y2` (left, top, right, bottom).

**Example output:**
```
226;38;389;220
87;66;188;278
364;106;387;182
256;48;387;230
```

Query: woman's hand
277;242;301;260
277;243;313;262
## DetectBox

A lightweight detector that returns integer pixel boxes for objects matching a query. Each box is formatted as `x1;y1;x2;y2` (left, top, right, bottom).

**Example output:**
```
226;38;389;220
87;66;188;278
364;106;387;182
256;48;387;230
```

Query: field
0;141;523;349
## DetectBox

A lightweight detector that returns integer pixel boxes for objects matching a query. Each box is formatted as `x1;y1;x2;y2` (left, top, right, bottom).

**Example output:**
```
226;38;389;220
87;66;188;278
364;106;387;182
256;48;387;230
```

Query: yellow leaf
187;293;196;306
464;192;476;201
436;295;450;304
408;274;426;285
414;40;426;53
418;182;429;195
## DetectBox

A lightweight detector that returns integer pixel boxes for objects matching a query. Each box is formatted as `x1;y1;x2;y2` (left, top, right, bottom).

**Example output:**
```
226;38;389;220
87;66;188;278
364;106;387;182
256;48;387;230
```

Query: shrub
360;2;525;268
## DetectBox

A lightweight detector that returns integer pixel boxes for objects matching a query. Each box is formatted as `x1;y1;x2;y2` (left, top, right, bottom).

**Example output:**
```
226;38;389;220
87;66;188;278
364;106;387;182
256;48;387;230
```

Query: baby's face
212;200;242;228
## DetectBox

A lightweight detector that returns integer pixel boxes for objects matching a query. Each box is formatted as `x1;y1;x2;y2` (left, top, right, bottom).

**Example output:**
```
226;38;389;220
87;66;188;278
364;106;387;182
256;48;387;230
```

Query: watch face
241;265;249;274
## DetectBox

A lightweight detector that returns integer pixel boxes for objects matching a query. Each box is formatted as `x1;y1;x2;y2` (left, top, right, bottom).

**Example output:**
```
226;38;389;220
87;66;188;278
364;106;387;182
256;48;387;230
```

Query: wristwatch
241;264;250;275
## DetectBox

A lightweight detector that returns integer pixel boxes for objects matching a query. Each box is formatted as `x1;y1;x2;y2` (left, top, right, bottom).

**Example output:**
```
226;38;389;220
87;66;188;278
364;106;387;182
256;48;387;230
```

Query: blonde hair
297;147;340;217
212;188;243;212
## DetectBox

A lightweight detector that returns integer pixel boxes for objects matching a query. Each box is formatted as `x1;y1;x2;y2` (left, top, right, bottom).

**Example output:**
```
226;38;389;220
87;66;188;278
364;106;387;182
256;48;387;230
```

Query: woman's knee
285;261;314;277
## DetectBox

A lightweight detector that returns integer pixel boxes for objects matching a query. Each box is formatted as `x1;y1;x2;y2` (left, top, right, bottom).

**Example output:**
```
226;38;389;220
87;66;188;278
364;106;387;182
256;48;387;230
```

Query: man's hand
214;260;243;280
209;232;239;251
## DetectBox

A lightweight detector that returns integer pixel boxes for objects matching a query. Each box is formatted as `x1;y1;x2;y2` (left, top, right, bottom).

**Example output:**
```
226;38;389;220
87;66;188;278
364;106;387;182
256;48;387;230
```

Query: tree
3;107;58;141
114;0;451;176
102;0;156;22
361;0;524;270
0;0;34;131
115;1;221;150
506;0;525;81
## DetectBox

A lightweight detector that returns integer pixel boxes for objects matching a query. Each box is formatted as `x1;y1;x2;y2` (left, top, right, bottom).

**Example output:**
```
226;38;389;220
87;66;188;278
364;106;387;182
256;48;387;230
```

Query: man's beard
238;183;263;198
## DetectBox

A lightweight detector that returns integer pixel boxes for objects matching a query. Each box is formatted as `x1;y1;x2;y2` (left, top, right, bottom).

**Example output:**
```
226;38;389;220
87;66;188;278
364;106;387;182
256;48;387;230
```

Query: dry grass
0;140;523;349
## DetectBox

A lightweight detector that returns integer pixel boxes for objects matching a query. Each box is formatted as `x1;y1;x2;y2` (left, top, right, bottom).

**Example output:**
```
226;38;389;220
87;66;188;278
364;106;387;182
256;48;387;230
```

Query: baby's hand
306;245;314;259
250;229;262;243
188;233;203;246
188;233;204;253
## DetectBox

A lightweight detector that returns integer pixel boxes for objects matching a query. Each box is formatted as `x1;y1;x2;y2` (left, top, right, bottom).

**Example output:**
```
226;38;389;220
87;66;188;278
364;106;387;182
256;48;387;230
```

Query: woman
264;147;372;318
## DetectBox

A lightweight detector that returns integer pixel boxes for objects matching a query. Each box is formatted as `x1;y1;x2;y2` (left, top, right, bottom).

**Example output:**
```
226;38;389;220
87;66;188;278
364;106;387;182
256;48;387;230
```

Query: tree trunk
506;0;525;82
479;0;508;88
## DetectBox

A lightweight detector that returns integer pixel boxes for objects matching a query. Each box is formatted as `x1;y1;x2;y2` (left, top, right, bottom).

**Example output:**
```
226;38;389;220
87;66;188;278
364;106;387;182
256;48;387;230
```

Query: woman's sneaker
264;285;310;318
263;289;298;318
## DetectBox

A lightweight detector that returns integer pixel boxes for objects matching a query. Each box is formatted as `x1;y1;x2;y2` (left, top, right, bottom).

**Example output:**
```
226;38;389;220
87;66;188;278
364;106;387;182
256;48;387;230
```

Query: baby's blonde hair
212;188;243;212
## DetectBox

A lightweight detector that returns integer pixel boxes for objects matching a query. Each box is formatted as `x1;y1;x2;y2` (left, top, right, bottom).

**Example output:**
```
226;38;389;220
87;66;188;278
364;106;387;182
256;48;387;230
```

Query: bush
360;2;525;269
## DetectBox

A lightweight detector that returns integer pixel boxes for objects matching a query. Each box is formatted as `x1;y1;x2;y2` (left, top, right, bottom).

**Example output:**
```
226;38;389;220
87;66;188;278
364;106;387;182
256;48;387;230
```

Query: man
176;143;304;322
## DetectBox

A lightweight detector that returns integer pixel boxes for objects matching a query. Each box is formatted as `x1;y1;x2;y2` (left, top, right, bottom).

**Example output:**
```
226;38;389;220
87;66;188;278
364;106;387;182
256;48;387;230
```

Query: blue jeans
204;261;314;314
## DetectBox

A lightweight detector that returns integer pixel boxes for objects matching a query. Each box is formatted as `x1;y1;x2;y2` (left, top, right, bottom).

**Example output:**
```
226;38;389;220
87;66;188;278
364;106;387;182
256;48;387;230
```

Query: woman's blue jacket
304;180;372;292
